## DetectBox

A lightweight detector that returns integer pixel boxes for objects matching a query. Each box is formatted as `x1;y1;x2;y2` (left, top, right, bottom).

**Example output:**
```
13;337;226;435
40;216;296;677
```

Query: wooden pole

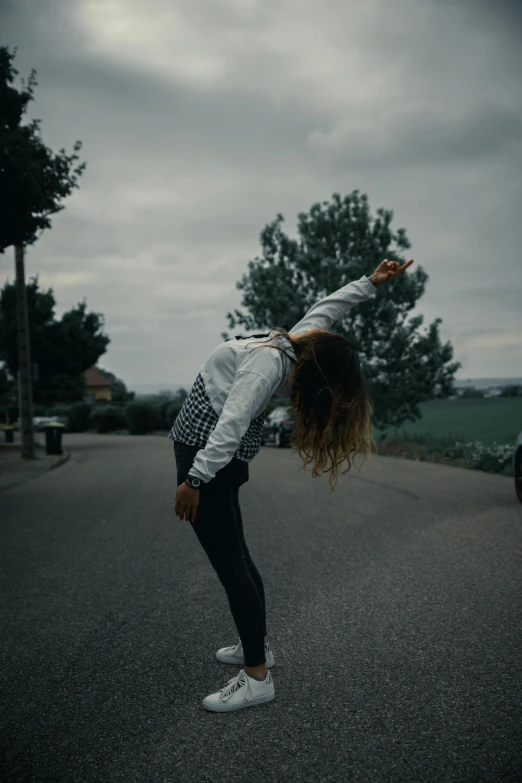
15;244;35;458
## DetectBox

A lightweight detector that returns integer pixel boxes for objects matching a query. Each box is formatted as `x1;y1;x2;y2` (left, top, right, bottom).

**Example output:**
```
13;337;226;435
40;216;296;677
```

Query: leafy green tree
0;275;109;405
500;385;522;397
155;387;188;401
224;191;461;435
0;46;86;250
157;389;176;401
0;45;86;455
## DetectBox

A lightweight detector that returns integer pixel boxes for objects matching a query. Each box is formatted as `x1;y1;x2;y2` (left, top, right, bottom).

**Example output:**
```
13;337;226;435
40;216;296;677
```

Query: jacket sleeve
289;275;376;335
187;370;274;484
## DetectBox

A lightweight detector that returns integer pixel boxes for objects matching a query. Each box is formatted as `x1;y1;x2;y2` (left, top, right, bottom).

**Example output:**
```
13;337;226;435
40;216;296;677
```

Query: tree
224;191;461;436
460;388;484;398
500;385;522;397
0;276;109;406
156;389;175;401
155;387;189;401
0;46;86;456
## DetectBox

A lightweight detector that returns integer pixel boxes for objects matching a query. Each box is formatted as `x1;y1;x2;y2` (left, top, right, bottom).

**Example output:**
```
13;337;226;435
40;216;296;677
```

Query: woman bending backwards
171;257;414;712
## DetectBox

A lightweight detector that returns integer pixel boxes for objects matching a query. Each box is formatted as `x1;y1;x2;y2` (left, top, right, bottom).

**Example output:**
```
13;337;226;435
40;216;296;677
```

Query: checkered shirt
167;371;266;463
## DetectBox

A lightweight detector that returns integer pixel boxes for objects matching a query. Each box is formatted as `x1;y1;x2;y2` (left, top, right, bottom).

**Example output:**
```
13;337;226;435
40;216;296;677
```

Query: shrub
445;440;513;473
44;403;92;431
90;405;127;434
151;403;163;431
125;401;163;435
159;398;178;430
165;400;184;431
45;404;70;418
157;399;170;430
500;385;522;397
68;402;92;432
460;388;484;398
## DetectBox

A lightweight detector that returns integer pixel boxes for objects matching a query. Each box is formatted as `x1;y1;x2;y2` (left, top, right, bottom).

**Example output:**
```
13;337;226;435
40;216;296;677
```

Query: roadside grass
372;397;522;476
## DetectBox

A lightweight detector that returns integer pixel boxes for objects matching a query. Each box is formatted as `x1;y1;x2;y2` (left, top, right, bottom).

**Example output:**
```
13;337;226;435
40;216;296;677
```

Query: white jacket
189;275;376;483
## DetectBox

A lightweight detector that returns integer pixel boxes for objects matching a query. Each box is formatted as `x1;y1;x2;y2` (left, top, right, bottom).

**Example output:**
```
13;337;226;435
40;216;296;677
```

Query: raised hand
370;258;414;287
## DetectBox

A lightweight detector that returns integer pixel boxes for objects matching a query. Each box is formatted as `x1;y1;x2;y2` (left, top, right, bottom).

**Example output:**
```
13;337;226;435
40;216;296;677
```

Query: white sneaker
216;640;275;668
202;668;275;712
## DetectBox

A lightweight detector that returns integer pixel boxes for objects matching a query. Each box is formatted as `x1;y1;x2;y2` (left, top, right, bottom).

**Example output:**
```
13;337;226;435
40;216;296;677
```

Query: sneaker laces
223;641;242;657
220;669;253;703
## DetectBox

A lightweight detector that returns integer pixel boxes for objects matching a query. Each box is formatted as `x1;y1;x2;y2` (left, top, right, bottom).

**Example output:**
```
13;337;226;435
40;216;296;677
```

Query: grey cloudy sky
2;0;521;391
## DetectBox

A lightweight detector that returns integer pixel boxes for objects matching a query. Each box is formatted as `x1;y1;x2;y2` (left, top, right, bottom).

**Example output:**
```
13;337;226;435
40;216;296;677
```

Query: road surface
1;433;521;783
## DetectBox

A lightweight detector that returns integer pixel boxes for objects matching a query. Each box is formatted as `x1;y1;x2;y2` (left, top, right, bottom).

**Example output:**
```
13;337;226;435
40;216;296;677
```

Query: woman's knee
211;552;251;585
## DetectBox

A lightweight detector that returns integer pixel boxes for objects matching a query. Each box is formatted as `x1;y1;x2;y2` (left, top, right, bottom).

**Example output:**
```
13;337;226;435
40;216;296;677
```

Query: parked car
514;429;522;503
261;406;293;448
13;416;50;431
12;416;70;432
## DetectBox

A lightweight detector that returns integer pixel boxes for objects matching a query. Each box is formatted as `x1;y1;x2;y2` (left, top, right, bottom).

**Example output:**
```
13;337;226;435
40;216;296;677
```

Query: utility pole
15;244;35;458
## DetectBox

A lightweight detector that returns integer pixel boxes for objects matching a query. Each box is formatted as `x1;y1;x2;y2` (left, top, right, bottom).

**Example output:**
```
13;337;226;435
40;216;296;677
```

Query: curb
46;449;71;472
0;449;71;495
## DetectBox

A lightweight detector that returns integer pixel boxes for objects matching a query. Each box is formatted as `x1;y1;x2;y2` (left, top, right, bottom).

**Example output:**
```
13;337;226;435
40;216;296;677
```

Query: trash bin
4;426;14;444
44;422;66;455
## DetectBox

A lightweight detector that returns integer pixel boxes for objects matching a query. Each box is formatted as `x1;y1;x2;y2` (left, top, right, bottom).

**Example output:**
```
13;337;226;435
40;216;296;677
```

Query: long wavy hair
248;327;378;492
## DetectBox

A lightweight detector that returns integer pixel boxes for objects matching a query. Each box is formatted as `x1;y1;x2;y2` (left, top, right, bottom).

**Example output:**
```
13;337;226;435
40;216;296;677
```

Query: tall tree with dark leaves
223;191;461;437
0;276;110;406
0;46;86;455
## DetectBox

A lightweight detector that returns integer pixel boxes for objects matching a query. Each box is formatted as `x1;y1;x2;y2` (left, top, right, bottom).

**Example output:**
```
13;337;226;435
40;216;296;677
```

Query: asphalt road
1;433;521;783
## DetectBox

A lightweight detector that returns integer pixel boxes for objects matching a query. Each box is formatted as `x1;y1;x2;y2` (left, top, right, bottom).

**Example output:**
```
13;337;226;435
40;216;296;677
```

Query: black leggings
173;441;267;667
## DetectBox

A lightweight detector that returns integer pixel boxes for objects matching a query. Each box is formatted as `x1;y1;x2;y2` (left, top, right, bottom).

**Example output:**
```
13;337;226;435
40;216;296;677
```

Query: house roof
84;367;112;388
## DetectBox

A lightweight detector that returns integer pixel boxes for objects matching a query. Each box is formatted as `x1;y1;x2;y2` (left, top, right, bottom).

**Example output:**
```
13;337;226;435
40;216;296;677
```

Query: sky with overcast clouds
1;0;521;393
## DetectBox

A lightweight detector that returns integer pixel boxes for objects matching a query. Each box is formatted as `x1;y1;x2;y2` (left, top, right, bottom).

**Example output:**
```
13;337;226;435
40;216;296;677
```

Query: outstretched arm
289;259;415;335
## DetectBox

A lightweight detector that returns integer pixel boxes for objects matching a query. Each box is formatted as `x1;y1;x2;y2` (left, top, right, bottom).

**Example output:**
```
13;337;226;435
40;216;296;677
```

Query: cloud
1;0;521;387
307;106;522;165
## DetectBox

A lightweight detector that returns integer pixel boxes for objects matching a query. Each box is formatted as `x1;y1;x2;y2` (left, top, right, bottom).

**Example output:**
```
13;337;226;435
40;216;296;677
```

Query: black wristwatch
186;474;202;489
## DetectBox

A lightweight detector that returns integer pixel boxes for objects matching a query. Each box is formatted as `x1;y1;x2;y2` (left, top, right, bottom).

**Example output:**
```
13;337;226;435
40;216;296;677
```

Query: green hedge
124;401;163;435
67;403;93;432
45;404;72;425
90;405;127;434
32;397;186;434
165;400;184;430
45;403;93;432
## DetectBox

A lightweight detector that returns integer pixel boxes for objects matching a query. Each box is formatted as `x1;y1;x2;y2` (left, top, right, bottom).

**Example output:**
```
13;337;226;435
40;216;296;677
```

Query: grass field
372;397;522;447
